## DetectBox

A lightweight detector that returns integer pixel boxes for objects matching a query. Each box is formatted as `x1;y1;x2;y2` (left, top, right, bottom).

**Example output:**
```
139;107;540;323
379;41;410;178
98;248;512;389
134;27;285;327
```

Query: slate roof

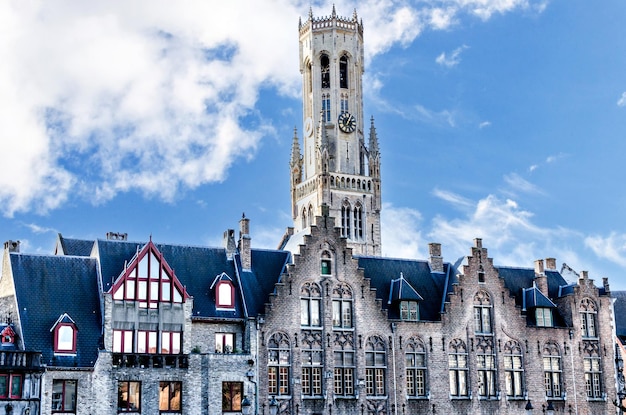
613;291;626;340
496;267;569;308
9;253;102;367
522;285;557;310
57;236;95;256
357;256;457;321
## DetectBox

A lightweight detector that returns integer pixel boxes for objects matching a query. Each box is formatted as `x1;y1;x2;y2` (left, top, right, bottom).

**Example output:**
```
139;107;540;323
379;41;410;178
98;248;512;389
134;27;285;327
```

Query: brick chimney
238;214;251;270
223;229;236;260
545;257;557;271
429;243;444;273
3;240;20;253
534;259;548;296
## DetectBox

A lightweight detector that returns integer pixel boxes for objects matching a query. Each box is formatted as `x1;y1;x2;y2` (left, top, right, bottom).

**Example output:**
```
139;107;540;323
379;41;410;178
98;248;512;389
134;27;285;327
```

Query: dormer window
212;272;235;310
400;301;419;321
51;314;77;354
535;307;553;327
1;326;15;345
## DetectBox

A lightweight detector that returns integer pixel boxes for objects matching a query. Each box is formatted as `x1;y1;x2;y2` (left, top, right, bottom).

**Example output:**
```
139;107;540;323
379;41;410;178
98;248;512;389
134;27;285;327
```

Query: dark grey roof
58;236;95;256
613;291;626;340
10;253;102;367
522;286;557;310
496;267;569;307
388;273;423;304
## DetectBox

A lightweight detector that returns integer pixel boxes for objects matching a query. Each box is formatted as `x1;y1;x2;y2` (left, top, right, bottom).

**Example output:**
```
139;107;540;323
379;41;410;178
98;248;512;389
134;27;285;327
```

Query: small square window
321;259;331;275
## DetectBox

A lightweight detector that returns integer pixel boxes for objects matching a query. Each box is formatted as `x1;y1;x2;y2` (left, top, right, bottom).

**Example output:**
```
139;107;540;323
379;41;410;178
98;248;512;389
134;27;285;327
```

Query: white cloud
503;173;543;195
618;92;626;107
479;121;491;129
0;0;549;216
432;188;473;209
381;203;425;259
436;45;469;68
585;233;626;267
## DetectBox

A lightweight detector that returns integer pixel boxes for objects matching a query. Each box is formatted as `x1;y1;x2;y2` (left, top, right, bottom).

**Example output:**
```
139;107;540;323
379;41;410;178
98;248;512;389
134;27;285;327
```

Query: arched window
365;336;386;396
341;201;351;239
476;337;497;398
580;298;598;338
474;291;492;334
333;330;355;397
301;207;307;229
306;61;312;93
406;338;428;398
301;282;322;327
353;203;363;239
503;340;524;398
543;342;562;398
321;54;330;88
448;339;468;397
268;332;291;396
339;55;348;88
301;331;323;397
583;341;603;399
52;313;77;354
308;205;314;226
332;283;353;329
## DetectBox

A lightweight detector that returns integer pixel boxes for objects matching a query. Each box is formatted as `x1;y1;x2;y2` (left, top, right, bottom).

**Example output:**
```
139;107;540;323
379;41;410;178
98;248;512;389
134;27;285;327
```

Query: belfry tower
290;7;382;256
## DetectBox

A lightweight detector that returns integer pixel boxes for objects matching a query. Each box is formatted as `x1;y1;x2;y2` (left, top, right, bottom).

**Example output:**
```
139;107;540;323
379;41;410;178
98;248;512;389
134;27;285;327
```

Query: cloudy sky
2;0;626;289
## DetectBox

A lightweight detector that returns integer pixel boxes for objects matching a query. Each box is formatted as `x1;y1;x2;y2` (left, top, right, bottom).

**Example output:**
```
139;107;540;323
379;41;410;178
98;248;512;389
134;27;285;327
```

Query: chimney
545;257;556;270
4;240;20;253
603;277;610;294
428;243;444;273
534;259;548;296
106;232;128;241
224;229;236;260
239;214;251;270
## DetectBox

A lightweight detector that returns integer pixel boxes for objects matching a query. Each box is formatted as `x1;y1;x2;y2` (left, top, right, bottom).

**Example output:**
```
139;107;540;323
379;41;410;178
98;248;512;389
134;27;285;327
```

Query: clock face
304;117;313;137
338;112;356;133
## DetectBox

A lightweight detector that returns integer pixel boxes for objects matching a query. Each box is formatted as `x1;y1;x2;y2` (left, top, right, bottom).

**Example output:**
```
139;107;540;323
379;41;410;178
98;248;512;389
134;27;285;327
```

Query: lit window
365;336;386;396
159;381;182;412
448;339;468;397
503;340;524;398
222;382;243;412
405;339;427;398
268;333;290;396
52;379;77;413
301;283;322;327
216;333;235;353
536;308;553;327
117;381;141;413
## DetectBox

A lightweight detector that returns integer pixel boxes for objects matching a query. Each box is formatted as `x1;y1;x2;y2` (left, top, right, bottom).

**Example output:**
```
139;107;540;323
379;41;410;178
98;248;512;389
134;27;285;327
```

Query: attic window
400;301;419;321
535;308;553;327
216;280;235;309
53;323;77;354
1;327;15;345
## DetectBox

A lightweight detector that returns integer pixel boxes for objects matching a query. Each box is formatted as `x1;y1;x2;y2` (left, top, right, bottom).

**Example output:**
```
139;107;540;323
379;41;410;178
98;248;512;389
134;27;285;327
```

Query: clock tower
290;7;382;256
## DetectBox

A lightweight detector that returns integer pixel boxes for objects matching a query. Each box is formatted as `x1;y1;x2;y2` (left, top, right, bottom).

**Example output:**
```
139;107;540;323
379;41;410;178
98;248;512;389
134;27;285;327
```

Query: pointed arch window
476;337;497;398
321;54;330;88
301;207;307;229
301;282;322;327
301;331;323;397
268;333;291;396
583;342;603;399
341;201;352;238
543;342;563;398
353;203;363;239
308;205;314;227
333;334;355;397
503;340;524;398
580;298;598;338
448;338;468;397
339;55;348;89
406;338;428;398
474;291;493;334
332;283;353;329
365;336;387;396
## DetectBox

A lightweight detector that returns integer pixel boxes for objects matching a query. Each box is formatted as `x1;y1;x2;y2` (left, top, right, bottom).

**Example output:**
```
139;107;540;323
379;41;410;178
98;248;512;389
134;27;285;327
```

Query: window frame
52;379;77;413
473;291;493;334
159;381;182;413
216;333;235;354
535;308;553;327
584;356;603;399
400;301;419;321
222;381;243;412
405;339;428;398
333;350;355;397
0;374;22;400
543;343;563;399
503;341;525;399
365;336;387;397
300;283;322;327
268;333;291;396
216;280;235;309
117;381;141;413
54;323;77;354
448;339;469;398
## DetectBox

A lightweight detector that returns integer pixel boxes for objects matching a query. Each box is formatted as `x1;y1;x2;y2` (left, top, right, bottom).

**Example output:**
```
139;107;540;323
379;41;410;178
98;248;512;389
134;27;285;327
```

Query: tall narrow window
332;284;353;329
580;298;598;338
340;94;349;114
583;342;603;399
474;291;493;334
341;201;351;238
476;338;497;399
159;381;182;412
301;207;307;229
52;379;77;413
365;336;386;396
321;54;330;88
334;340;355;397
322;94;331;122
268;333;291;396
353;203;363;239
117;381;141;413
301;282;322;327
0;374;22;400
543;342;562;398
503;340;524;398
340;55;348;88
222;382;243;412
302;331;323;397
448;339;468;397
406;338;428;398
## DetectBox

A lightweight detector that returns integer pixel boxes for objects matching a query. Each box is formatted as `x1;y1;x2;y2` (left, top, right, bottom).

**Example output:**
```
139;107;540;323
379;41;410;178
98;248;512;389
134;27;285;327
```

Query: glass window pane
64;380;77;410
138;256;148;278
301;299;310;325
150;252;159;279
162;282;171;301
311;299;320;326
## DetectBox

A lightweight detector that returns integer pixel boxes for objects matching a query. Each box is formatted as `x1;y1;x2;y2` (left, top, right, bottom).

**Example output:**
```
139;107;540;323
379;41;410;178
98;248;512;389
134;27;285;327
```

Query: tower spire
368;116;379;155
290;127;301;168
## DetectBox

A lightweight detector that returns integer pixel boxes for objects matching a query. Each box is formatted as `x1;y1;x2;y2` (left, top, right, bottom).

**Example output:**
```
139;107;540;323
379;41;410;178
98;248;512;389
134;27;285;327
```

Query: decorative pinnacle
290;126;301;166
368;116;379;154
353;8;358;21
332;4;336;17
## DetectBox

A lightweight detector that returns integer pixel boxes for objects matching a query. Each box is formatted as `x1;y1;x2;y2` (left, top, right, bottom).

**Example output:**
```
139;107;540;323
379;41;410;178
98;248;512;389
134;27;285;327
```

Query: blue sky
2;0;626;289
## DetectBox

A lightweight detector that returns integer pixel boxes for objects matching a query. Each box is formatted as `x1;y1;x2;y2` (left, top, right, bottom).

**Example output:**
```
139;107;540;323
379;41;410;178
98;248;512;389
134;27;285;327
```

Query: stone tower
290;7;382;256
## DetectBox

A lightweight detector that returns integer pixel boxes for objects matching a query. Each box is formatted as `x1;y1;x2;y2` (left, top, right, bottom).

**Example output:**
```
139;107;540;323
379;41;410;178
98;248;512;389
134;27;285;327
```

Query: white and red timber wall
0;7;624;415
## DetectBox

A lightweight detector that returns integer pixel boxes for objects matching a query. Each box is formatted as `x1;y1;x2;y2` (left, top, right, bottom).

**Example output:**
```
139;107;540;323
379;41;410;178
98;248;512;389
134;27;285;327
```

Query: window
321;54;330;88
341;201;351;238
353;203;363;239
580;298;598;338
321;252;332;275
400;301;419;321
216;333;235;353
0;374;22;399
159;381;181;412
365;336;386;396
301;207;308;229
52;379;77;413
137;330;157;354
332;284;353;329
118;381;141;412
216;280;235;309
474;291;492;334
536;308;553;327
406;338;427;398
322;94;331;122
448;339;468;397
340;95;349;114
583;342;603;399
339;55;348;88
503;341;524;398
334;350;355;397
543;342;562;398
268;332;290;396
302;331;323;397
300;283;322;327
161;331;182;354
222;382;243;412
476;349;497;398
113;330;134;353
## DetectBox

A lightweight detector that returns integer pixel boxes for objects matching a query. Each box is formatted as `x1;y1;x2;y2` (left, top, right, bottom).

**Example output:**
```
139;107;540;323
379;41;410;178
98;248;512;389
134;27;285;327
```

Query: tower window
321;54;330;88
341;201;352;238
340;95;349;114
340;55;348;88
322;94;331;122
